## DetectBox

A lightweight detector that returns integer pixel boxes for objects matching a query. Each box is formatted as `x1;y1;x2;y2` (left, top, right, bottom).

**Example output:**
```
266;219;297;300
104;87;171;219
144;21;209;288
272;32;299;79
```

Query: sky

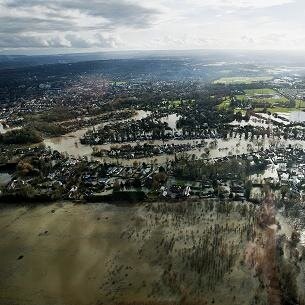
0;0;304;54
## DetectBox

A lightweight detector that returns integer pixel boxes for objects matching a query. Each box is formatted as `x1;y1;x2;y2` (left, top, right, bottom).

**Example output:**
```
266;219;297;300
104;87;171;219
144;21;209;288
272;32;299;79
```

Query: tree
245;180;253;200
17;161;34;176
113;179;121;192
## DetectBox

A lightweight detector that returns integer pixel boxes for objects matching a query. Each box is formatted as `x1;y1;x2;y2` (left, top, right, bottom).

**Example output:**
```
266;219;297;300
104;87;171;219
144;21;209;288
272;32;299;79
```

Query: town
1;55;305;305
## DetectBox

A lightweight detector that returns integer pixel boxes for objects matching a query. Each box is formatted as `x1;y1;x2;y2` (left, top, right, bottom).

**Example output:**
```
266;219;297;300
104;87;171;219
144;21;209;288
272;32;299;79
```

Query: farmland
235;89;288;107
214;76;273;85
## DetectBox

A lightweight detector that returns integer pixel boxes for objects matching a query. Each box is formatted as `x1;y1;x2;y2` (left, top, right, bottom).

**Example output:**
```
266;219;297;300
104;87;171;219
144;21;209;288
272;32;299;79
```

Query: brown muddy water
0;201;265;305
0;202;151;305
43;110;305;166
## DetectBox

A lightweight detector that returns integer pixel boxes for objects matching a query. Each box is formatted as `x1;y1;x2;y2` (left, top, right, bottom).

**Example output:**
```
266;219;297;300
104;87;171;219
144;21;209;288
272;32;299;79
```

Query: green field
244;88;277;95
214;76;273;84
110;81;127;85
167;99;195;109
296;100;305;108
217;98;231;110
236;88;288;107
168;100;182;108
266;107;297;113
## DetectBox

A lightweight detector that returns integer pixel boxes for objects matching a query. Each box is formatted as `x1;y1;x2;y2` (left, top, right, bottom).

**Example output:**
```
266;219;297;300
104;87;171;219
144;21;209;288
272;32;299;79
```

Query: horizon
2;48;305;57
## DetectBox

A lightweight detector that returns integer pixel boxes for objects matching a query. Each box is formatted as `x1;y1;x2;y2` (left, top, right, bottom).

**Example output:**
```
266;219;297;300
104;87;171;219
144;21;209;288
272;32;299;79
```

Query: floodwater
229;116;270;128
43;109;305;166
287;111;305;123
0;123;21;134
43;136;263;166
0;173;12;186
160;113;181;130
273;110;305;123
0;200;265;305
44;125;305;166
0;202;155;305
44;111;276;165
43;110;151;160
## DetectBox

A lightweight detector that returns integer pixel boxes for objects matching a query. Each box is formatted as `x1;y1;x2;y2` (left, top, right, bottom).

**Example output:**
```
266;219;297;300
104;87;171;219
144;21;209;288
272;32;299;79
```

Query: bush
1;128;43;145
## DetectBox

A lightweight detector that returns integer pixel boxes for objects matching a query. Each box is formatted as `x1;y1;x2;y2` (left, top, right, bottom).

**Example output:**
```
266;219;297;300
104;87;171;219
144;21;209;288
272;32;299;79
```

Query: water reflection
160;113;181;130
0;173;12;186
275;110;305;123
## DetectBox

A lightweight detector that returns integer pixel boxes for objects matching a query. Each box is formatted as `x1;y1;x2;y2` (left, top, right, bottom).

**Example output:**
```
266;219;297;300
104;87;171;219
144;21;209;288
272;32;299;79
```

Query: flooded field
279;110;305;122
0;200;266;305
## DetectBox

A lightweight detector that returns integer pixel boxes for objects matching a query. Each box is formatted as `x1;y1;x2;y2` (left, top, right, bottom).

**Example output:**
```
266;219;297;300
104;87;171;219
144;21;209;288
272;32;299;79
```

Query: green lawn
110;81;127;85
235;88;288;107
296;100;305;108
167;99;195;109
169;100;182;108
255;107;305;113
214;76;273;84
244;88;276;95
267;107;296;113
217;98;231;110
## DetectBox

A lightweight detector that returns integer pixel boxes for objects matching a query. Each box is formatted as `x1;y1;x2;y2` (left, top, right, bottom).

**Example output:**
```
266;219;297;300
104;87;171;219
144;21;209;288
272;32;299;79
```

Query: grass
214;76;273;84
169;100;182;108
111;81;127;85
267;107;296;113
295;100;305;108
235;88;289;110
244;88;276;95
255;107;304;113
167;100;195;109
234;109;247;115
217;98;231;110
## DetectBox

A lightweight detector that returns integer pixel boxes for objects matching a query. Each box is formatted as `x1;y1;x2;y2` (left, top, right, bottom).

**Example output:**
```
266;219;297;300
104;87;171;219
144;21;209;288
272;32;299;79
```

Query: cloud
155;0;294;10
0;0;159;33
65;33;120;48
199;0;294;9
0;32;120;49
0;0;159;50
0;0;304;52
0;34;67;48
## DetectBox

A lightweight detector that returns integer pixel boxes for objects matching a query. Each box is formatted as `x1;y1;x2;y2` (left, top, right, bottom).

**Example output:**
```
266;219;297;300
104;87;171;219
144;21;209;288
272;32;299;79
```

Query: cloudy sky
0;0;304;54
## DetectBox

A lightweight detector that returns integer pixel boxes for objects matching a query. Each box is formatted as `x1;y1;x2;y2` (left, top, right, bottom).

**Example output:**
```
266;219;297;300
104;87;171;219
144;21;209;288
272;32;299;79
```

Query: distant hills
1;50;305;70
